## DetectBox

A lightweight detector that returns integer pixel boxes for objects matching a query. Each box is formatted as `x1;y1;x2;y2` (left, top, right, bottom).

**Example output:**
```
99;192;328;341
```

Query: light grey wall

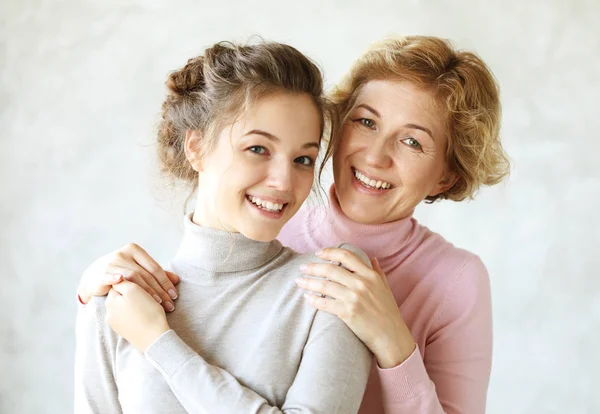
1;0;598;413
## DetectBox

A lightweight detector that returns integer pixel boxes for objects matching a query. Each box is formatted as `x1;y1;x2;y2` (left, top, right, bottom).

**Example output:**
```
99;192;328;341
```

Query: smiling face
187;92;322;241
332;80;457;224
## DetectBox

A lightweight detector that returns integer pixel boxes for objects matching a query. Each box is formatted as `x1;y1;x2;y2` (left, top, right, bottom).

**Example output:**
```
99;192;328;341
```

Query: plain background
1;0;599;413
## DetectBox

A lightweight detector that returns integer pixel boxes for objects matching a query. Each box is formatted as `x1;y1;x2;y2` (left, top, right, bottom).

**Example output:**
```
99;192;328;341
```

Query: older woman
77;35;509;413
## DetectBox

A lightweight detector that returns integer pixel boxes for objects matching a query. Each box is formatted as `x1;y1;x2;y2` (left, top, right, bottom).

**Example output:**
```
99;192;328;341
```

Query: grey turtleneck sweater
74;214;372;413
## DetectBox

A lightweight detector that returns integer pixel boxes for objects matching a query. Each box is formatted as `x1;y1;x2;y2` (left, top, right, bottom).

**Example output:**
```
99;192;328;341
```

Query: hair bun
166;56;206;96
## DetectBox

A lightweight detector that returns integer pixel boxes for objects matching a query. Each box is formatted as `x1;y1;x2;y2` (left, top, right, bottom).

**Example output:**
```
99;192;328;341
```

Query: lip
351;167;394;189
245;195;288;219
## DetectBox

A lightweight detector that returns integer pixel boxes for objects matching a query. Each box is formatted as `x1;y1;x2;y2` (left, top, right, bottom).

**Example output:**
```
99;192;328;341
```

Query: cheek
333;126;359;172
399;158;442;190
296;171;314;194
338;125;363;153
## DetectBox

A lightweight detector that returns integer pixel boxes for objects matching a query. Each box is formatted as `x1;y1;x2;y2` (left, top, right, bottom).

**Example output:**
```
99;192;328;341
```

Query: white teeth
354;169;391;190
248;196;284;212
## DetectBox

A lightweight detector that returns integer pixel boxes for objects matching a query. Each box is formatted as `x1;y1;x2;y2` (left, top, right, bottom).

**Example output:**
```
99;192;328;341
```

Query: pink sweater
278;186;493;414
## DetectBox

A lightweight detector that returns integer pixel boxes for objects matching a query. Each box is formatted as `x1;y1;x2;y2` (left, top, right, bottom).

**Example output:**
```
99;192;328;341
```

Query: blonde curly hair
331;35;510;202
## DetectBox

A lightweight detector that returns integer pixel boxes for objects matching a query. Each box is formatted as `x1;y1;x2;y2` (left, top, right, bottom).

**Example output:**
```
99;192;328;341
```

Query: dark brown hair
157;41;335;193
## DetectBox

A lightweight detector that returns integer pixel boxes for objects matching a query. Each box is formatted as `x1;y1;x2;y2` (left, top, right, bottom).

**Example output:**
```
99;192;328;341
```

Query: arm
105;279;371;413
376;256;493;413
74;298;122;413
144;310;372;414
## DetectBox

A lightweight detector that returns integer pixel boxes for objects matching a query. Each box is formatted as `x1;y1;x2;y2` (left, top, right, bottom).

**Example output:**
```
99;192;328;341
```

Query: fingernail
153;294;162;304
315;250;324;256
114;274;122;281
295;277;306;286
168;289;178;300
299;264;308;272
165;301;175;312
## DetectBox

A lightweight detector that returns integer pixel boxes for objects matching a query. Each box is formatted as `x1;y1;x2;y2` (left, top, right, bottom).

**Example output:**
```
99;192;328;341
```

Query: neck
312;185;418;259
192;196;237;234
173;213;283;275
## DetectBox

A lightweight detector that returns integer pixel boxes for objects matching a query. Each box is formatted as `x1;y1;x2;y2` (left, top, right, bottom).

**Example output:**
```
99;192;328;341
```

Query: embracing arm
376;256;493;414
144;310;372;413
74;298;123;413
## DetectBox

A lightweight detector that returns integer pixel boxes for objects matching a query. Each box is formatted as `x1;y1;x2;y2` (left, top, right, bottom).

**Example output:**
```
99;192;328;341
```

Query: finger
128;244;178;300
103;272;123;285
113;263;175;311
165;271;181;285
316;248;374;275
106;264;162;303
129;262;174;305
303;292;345;317
300;262;357;288
105;287;120;305
370;257;389;288
110;280;133;295
295;277;349;300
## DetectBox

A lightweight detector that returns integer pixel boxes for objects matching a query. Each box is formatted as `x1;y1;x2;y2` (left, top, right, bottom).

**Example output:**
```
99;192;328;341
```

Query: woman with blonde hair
79;35;509;413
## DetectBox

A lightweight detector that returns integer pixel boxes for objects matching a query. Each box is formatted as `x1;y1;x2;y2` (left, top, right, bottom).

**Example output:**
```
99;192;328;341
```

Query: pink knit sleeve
377;256;493;414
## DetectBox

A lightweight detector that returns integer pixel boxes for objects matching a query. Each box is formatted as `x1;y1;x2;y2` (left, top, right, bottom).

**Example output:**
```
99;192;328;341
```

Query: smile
352;168;393;190
246;195;287;213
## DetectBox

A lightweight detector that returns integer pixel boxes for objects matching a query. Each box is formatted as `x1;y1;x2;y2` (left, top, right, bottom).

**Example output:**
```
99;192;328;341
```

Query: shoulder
284;243;369;266
411;221;489;282
432;246;492;328
336;243;370;262
78;296;108;319
278;203;323;249
407;223;492;319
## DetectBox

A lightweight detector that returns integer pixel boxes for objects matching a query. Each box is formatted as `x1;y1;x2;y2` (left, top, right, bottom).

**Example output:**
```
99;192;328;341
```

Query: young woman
78;36;510;413
74;41;372;413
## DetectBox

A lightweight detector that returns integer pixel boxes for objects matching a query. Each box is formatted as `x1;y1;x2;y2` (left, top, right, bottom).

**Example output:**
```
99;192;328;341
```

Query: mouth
245;195;289;218
352;167;394;191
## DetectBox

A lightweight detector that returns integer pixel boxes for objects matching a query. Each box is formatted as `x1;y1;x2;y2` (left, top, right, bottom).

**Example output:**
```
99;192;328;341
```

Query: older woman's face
332;80;456;224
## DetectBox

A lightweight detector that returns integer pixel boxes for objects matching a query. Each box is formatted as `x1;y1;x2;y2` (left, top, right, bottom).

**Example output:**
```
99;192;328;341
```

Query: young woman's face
333;80;456;224
191;92;322;241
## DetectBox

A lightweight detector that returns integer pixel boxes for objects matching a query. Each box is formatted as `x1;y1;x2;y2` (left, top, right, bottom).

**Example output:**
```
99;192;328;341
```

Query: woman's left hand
296;248;416;368
105;280;171;353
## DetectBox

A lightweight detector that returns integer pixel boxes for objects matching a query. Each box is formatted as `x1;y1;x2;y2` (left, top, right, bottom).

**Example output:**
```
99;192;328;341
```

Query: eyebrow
404;124;434;141
245;129;320;149
355;104;435;141
356;104;381;118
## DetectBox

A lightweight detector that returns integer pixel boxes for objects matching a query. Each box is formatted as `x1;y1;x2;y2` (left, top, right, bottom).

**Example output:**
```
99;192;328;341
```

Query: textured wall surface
1;0;599;413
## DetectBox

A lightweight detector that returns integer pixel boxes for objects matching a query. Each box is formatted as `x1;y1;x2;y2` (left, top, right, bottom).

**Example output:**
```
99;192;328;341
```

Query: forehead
242;92;321;134
355;80;446;129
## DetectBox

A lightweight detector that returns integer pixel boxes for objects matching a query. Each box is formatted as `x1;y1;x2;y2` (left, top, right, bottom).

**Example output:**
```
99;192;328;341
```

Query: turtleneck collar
173;213;284;273
315;185;418;259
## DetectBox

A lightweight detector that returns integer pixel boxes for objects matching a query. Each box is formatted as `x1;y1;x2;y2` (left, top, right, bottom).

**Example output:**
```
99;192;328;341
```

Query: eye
402;136;422;150
294;156;314;167
354;118;376;129
248;146;268;155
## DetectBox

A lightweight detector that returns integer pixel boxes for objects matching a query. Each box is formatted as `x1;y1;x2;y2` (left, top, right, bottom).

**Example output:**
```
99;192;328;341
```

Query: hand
105;280;171;353
296;248;416;368
77;243;180;312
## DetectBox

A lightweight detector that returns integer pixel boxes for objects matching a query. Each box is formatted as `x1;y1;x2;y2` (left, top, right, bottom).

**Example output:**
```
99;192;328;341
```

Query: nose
365;137;392;169
265;157;293;192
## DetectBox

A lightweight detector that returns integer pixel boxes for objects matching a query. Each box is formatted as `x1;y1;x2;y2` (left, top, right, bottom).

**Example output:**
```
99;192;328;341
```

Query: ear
428;169;459;198
184;130;203;172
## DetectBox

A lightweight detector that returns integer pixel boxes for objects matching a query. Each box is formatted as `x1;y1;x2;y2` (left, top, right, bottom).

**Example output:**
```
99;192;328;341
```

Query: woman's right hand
77;243;180;312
